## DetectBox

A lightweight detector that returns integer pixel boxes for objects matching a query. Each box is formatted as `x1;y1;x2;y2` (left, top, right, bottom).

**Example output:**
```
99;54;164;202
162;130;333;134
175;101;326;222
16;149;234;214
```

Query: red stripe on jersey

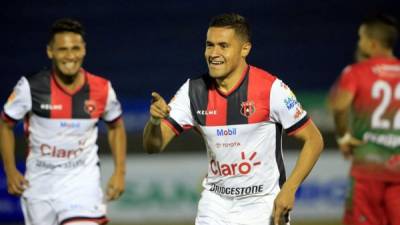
50;76;72;118
206;84;227;126
247;66;276;123
87;73;109;118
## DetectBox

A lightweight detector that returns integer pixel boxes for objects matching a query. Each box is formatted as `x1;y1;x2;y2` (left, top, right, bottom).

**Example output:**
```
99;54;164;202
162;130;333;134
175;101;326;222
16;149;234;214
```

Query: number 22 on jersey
371;80;400;129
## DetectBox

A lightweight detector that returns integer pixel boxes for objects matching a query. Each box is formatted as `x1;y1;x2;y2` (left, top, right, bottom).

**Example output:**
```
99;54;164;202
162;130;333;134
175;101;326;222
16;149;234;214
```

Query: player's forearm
0;121;17;174
284;132;323;191
143;120;164;153
107;120;127;174
333;110;350;136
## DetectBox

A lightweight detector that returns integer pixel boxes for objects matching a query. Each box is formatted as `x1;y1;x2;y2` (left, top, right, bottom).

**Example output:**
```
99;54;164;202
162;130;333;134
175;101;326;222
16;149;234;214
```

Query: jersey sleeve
270;79;310;135
101;82;122;123
336;65;358;95
1;76;32;124
164;79;194;135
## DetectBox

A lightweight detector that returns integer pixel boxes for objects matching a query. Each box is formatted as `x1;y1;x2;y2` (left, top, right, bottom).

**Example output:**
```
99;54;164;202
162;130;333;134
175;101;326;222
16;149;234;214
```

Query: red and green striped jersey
336;56;400;181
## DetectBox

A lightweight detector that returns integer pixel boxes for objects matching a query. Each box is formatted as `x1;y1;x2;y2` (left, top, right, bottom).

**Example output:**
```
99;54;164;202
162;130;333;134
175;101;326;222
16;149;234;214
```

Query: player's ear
370;39;380;51
241;41;252;57
46;44;53;59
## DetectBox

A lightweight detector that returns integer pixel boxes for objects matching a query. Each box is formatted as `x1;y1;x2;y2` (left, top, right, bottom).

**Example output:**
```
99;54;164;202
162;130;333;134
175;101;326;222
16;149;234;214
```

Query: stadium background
1;0;400;224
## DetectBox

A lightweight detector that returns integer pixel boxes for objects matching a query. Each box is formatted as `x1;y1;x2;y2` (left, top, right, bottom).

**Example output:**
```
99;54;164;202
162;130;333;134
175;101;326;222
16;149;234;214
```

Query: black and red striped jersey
1;69;122;199
165;65;310;198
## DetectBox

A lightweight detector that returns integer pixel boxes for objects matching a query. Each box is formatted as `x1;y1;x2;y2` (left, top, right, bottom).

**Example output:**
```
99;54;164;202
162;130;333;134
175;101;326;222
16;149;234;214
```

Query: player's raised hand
6;168;29;196
150;92;170;120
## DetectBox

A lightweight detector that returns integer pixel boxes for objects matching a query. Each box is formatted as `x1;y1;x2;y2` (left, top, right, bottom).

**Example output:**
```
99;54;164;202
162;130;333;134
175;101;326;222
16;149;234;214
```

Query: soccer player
329;14;400;225
0;18;126;225
143;13;323;225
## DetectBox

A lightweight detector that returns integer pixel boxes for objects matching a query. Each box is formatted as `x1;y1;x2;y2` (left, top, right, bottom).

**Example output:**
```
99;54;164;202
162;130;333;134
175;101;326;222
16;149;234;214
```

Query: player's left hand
272;187;295;225
106;171;125;201
337;133;364;159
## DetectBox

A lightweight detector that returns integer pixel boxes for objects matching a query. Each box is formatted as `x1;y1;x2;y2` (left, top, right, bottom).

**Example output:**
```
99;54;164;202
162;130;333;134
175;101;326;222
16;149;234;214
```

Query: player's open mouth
209;60;224;65
63;62;77;69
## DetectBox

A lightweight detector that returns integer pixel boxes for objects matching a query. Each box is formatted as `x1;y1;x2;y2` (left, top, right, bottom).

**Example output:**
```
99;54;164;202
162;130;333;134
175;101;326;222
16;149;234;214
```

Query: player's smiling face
205;27;250;80
47;32;86;78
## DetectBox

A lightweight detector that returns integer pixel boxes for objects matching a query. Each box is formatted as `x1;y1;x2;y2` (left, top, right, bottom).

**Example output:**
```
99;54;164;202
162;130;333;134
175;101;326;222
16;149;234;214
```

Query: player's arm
143;92;177;153
105;118;126;201
273;120;323;225
329;90;353;136
0;116;29;196
329;89;363;158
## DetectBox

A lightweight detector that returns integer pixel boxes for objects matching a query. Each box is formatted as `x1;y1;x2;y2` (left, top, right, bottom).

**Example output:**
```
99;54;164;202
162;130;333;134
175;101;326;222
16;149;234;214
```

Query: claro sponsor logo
216;128;237;136
210;151;261;176
40;144;83;159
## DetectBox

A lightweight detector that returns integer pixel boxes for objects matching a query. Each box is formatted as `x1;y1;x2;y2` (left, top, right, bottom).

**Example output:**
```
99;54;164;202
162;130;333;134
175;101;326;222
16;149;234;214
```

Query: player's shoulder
24;69;51;82
188;73;212;89
339;60;367;77
85;70;110;87
342;57;384;74
23;69;52;89
85;70;109;82
249;65;277;82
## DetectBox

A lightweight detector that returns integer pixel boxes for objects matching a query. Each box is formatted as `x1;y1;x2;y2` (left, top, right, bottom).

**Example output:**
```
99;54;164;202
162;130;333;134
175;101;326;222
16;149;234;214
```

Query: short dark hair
362;14;399;49
49;18;85;43
209;13;251;42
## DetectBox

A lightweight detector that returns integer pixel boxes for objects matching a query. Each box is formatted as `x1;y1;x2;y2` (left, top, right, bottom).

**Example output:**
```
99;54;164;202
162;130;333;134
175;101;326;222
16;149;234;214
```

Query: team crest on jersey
84;100;97;115
240;101;256;118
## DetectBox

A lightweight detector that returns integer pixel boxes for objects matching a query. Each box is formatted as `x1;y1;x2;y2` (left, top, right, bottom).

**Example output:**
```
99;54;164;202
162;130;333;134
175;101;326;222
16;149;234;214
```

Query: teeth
210;61;223;65
64;62;75;69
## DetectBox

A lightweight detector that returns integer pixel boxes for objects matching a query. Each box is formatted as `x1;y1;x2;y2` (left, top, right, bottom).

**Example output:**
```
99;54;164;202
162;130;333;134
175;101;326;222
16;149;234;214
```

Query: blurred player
329;14;400;225
143;13;323;225
0;18;126;225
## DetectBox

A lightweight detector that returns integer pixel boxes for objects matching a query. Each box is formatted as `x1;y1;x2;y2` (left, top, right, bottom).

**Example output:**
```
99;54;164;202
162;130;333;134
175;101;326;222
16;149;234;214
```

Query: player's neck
370;48;395;59
54;70;85;93
216;62;248;94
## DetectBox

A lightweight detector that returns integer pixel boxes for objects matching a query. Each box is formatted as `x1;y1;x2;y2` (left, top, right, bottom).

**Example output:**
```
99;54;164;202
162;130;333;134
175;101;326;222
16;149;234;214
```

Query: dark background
2;0;400;100
1;0;400;155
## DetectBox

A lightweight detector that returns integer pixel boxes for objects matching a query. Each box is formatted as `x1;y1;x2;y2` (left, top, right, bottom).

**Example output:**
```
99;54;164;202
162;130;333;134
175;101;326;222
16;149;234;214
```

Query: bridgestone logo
210;184;264;196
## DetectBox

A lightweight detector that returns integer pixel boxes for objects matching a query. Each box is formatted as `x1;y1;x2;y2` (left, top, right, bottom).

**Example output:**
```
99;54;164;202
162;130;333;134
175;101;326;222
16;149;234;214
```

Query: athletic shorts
343;177;400;225
195;189;290;225
20;165;108;225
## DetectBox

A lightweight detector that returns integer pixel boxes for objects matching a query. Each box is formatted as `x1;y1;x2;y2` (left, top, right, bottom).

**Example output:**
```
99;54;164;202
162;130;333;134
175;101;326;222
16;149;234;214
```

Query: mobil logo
216;128;237;136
